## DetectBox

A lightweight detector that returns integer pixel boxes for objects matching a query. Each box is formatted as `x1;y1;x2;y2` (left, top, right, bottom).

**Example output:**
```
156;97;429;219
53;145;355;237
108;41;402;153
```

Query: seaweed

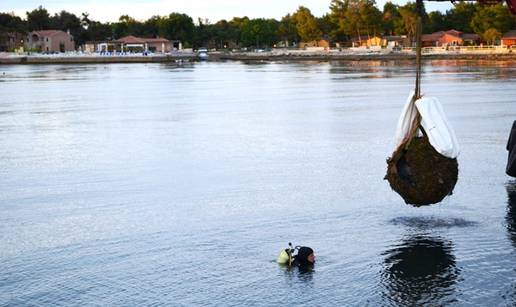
386;136;458;206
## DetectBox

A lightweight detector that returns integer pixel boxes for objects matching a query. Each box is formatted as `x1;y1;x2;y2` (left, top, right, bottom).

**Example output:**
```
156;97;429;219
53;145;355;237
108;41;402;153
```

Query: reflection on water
279;264;314;287
381;236;459;306
506;183;516;305
390;216;477;229
506;182;516;248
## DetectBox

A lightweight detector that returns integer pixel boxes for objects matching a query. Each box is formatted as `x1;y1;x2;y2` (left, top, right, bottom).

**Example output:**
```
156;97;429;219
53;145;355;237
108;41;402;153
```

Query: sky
1;0;454;23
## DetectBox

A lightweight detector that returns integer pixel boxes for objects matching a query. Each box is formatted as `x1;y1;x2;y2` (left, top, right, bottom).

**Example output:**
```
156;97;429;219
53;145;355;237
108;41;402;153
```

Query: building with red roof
421;30;480;47
84;36;182;53
25;30;75;52
502;30;516;47
114;35;179;53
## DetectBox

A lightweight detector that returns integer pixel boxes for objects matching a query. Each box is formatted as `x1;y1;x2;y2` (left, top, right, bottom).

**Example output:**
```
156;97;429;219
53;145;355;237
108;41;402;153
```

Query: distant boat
198;52;209;60
197;47;209;61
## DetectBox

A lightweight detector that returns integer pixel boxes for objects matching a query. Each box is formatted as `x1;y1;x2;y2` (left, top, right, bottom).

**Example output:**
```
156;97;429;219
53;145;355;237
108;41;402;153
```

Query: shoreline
217;52;516;62
0;54;196;64
1;52;516;64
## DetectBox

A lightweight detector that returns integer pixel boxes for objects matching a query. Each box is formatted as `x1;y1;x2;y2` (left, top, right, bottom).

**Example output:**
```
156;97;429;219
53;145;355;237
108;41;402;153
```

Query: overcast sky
2;0;454;23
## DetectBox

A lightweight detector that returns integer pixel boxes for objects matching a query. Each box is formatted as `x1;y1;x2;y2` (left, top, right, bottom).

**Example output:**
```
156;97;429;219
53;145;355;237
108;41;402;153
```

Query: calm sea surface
0;60;515;306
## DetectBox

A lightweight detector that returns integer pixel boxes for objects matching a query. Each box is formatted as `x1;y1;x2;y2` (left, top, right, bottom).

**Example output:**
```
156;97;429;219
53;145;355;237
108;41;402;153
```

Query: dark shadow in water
390;216;478;229
502;283;516;304
278;263;314;284
241;60;271;66
161;62;194;71
506;182;516;248
505;182;516;305
381;235;459;306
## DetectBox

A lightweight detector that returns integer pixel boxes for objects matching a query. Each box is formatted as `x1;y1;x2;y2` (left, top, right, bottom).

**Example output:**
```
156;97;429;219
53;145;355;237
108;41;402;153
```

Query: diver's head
296;246;315;266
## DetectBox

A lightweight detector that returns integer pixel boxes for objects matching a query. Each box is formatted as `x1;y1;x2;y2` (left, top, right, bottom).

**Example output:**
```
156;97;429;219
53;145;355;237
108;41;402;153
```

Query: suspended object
385;94;460;206
385;0;459;206
385;136;458;206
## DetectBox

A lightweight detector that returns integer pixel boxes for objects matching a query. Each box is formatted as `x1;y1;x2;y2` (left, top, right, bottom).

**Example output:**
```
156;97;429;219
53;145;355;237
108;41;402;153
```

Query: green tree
396;2;427;43
359;0;383;36
112;15;146;38
292;6;322;42
228;17;248;46
192;18;212;48
210;20;228;48
77;13;111;44
240;18;279;47
483;28;501;45
0;12;26;33
317;14;334;38
470;4;514;38
143;16;163;37
342;0;362;38
444;2;477;32
112;16;128;38
427;11;446;33
229;16;250;31
277;14;299;45
26;6;51;30
210;19;241;49
329;0;350;41
51;10;81;32
158;13;194;46
398;6;417;40
383;2;401;35
51;10;84;45
80;12;90;29
333;0;383;38
86;20;113;41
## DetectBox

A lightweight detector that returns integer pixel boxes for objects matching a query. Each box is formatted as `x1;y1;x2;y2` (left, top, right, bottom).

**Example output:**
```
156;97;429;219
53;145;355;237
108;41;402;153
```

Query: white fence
401;45;515;54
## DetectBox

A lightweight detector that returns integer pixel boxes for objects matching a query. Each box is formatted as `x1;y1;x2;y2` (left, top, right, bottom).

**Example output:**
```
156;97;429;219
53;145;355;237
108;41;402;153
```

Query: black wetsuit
507;121;516;177
292;246;314;270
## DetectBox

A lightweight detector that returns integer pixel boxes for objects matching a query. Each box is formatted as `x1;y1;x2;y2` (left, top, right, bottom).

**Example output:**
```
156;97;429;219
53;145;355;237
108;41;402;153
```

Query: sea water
0;60;515;305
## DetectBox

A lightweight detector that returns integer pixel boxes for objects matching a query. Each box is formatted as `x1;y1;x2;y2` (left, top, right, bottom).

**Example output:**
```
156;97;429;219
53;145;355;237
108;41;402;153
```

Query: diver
277;243;315;268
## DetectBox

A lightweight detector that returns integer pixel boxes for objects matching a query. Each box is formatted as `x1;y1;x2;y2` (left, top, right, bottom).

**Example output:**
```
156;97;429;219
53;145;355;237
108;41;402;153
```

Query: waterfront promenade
1;47;516;64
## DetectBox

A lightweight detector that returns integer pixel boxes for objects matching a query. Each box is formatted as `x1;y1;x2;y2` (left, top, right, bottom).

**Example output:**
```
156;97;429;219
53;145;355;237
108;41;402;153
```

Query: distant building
299;39;330;50
0;32;24;51
83;41;117;53
83;36;181;53
502;30;516;47
461;33;481;45
350;35;384;48
275;40;298;48
421;30;480;47
383;35;410;48
114;36;180;53
25;30;75;52
348;35;410;48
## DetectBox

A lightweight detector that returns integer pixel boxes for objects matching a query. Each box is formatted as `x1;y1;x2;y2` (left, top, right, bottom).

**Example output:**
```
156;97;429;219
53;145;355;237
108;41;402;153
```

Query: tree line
1;0;515;49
